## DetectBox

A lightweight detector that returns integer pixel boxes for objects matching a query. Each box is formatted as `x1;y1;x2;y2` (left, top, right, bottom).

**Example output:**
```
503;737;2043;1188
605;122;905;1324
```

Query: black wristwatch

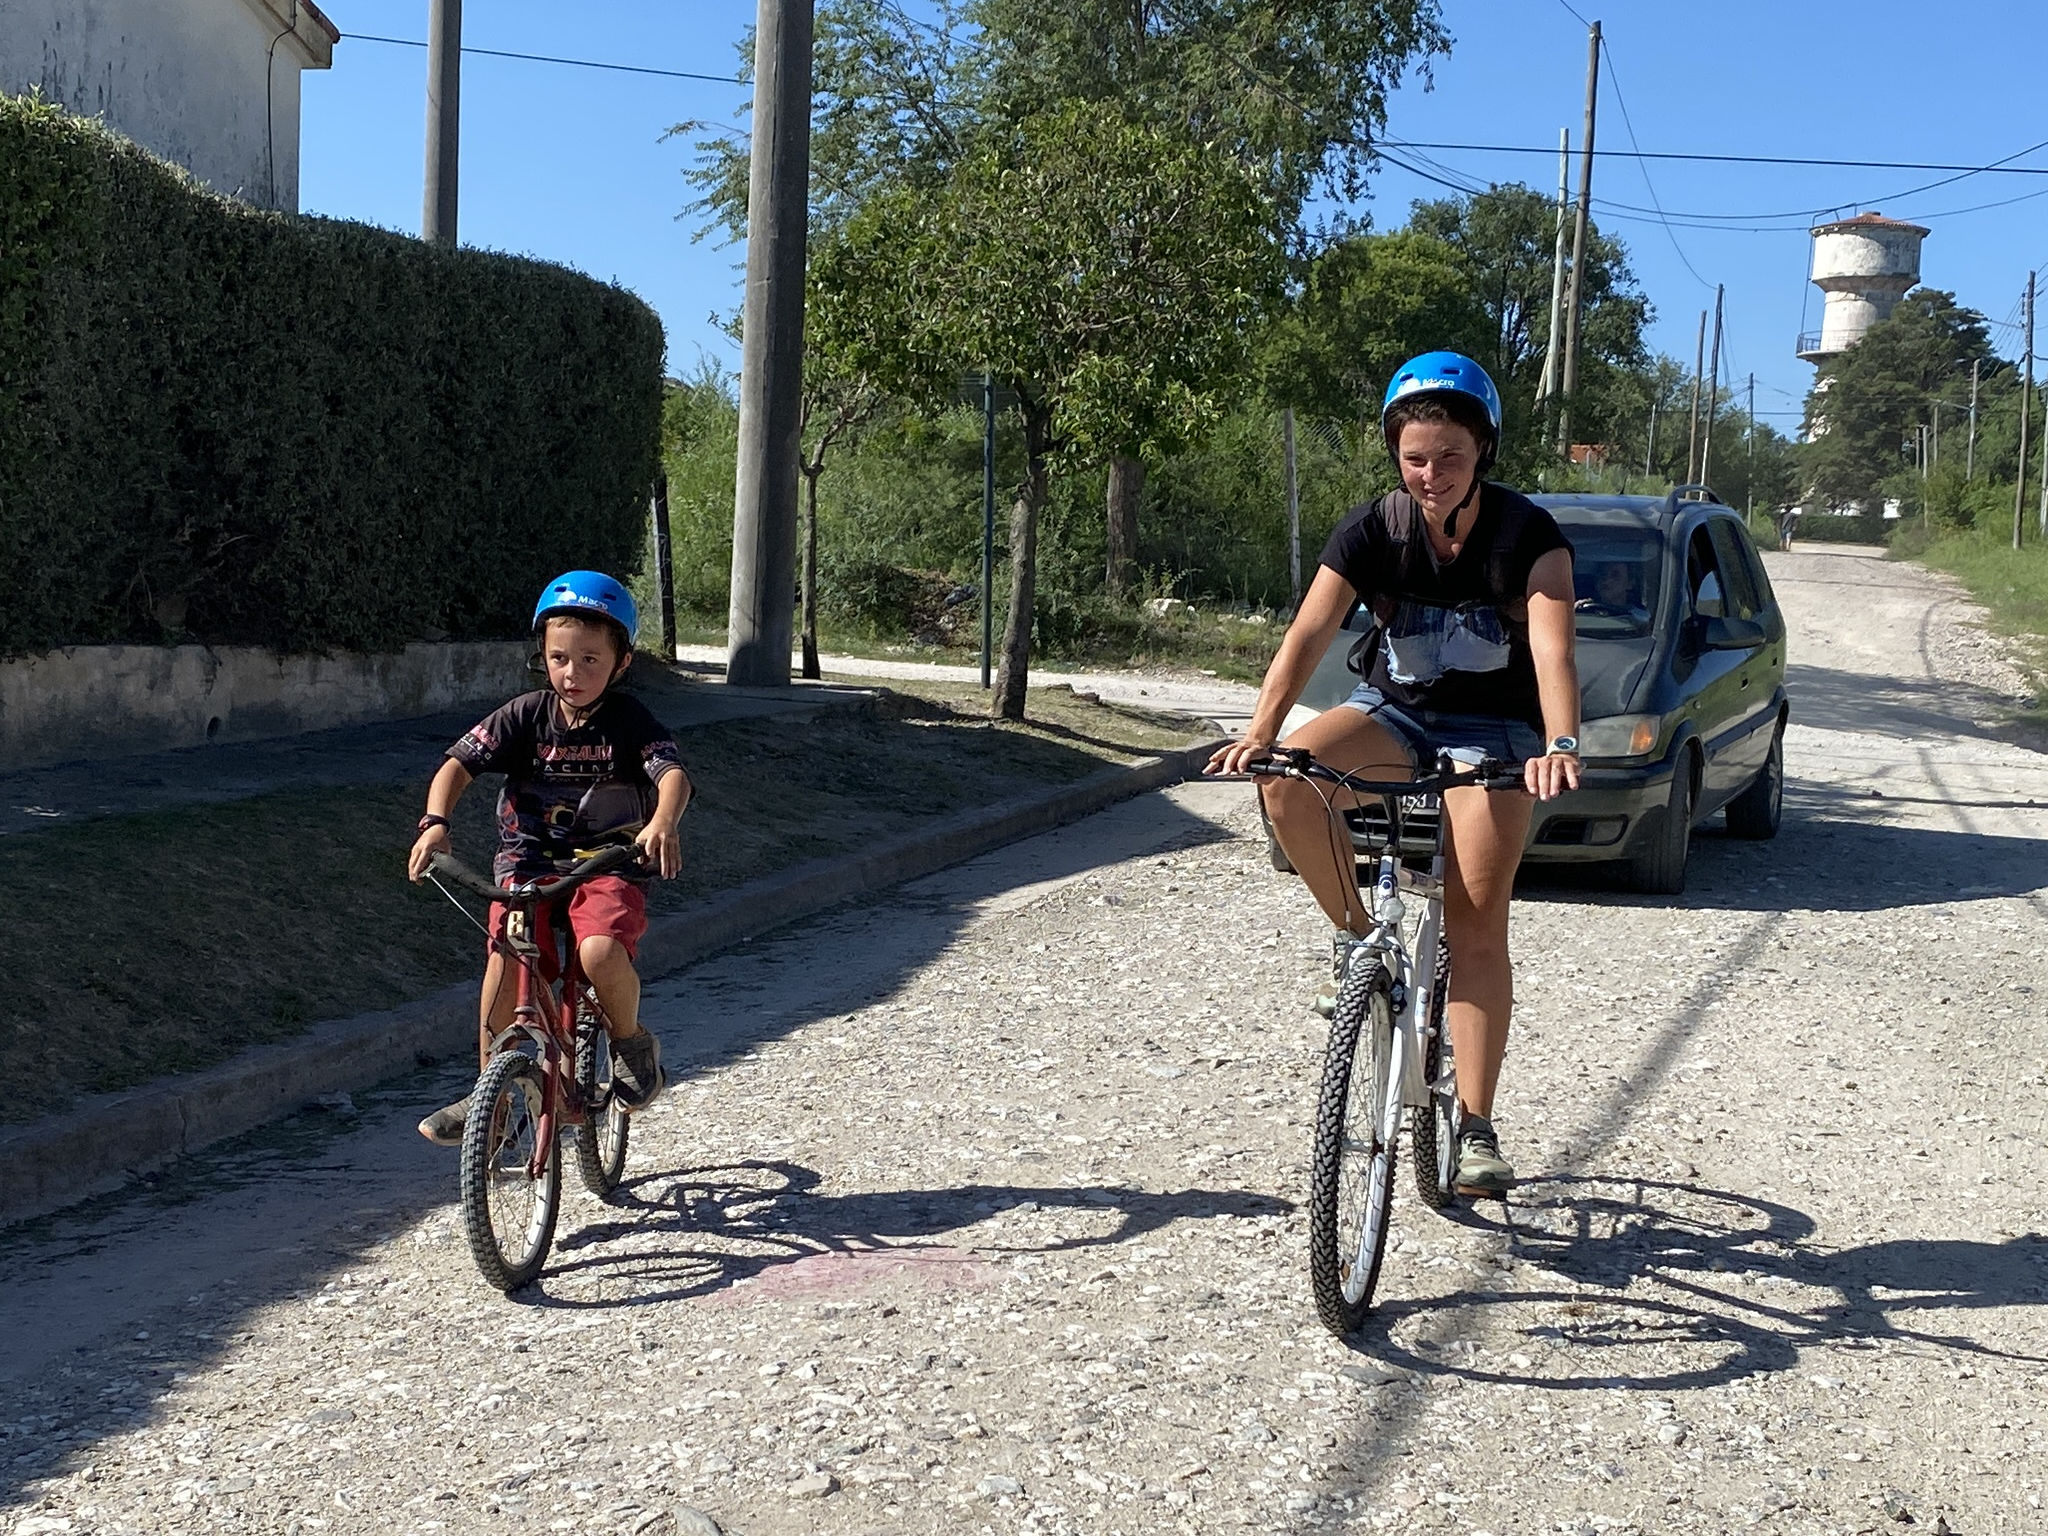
417;813;450;833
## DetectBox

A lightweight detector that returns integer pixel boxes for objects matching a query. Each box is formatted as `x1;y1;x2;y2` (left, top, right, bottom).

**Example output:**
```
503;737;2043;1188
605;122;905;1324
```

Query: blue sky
301;1;2048;434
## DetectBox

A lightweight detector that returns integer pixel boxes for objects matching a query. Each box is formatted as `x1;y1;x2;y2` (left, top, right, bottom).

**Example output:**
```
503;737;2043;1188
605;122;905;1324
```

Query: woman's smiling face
1396;417;1482;522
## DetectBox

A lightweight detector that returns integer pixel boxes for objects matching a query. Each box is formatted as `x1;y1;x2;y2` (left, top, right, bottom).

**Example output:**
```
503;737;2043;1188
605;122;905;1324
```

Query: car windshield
1567;527;1662;638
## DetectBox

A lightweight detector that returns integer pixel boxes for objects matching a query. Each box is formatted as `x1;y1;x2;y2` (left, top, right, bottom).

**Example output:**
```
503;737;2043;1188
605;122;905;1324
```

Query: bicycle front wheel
1307;961;1400;1335
460;1051;562;1292
1411;938;1460;1210
574;1025;630;1199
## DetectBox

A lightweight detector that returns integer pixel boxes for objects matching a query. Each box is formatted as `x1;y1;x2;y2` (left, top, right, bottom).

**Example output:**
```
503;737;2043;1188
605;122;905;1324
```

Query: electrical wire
1378;138;2048;178
347;32;746;85
1595;33;1711;289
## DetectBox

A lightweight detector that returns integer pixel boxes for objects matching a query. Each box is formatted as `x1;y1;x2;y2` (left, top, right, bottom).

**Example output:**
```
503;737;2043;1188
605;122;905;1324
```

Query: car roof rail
1666;483;1723;512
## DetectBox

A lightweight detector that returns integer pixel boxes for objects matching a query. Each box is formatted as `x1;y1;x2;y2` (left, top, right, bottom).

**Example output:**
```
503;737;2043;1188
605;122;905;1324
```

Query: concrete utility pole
1967;357;1980;481
422;0;462;246
1644;399;1658;478
1556;20;1600;451
1746;373;1756;517
1701;284;1724;488
1685;309;1706;483
981;373;995;690
727;0;816;687
650;473;677;660
2018;272;2035;552
1536;129;1570;410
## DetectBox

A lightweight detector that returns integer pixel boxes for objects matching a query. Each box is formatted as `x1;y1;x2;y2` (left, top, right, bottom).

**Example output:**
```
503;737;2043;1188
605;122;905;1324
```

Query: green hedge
0;94;663;656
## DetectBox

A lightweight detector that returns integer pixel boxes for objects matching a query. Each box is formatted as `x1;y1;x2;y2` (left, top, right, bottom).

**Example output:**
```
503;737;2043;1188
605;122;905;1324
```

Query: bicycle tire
1307;961;1399;1336
1410;938;1459;1209
574;1022;630;1199
459;1051;561;1292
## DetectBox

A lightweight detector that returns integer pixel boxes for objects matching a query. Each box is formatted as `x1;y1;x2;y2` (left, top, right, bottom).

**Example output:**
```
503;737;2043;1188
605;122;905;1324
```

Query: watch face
1550;736;1578;754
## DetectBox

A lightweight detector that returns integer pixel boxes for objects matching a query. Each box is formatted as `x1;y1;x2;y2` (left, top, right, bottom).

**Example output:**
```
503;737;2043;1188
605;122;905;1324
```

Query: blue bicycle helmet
532;570;638;646
1380;351;1503;534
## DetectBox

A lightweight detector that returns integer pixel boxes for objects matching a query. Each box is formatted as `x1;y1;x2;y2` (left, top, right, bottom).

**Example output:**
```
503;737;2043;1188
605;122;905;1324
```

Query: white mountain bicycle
1242;746;1525;1335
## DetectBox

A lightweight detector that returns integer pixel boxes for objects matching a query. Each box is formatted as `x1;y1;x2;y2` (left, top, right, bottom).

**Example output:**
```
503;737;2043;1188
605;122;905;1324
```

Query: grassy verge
1888;524;2048;734
675;604;1285;683
0;683;1207;1125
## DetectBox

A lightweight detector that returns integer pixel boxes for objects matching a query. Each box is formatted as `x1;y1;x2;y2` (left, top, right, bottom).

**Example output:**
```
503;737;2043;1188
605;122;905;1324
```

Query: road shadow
514;1160;1288;1310
1786;660;2035;744
1342;1176;2048;1393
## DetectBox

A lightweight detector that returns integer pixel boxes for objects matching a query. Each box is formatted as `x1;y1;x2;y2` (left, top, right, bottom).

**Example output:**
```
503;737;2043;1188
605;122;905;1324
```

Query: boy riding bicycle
406;571;694;1145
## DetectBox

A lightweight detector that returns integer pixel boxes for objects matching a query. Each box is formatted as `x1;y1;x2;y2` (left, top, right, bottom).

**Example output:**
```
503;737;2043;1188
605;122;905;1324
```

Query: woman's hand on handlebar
1525;750;1581;802
408;823;450;882
1207;736;1279;777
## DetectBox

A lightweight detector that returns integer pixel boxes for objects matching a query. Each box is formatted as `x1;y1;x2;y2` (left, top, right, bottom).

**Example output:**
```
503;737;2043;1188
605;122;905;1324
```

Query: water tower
1796;212;1928;366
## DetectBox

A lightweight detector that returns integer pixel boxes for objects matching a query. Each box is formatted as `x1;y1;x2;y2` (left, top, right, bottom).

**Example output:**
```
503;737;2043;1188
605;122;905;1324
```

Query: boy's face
543;616;628;708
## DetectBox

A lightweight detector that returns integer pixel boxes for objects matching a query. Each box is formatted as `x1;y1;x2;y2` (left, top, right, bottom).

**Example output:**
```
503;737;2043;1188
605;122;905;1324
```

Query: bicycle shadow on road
501;1159;1289;1311
1343;1175;2048;1393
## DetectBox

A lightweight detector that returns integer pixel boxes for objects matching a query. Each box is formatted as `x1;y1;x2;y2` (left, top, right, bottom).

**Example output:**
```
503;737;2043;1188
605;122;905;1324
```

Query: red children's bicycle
424;844;643;1291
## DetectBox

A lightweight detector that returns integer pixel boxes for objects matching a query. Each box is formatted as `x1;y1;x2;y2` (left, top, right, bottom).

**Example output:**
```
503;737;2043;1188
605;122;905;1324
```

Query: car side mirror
1698;614;1766;651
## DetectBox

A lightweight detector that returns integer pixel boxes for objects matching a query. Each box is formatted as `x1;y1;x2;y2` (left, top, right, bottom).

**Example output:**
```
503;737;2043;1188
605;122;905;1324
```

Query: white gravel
2;546;2044;1536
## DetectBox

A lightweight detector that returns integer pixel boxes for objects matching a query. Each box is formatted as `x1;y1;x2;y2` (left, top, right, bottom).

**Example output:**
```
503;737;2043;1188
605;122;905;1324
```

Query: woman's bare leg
1439;785;1536;1119
1260;707;1413;934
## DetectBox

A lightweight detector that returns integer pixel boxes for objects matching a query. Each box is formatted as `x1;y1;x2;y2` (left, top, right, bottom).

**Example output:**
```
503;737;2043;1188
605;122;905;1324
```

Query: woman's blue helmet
533;570;638;646
1380;351;1503;445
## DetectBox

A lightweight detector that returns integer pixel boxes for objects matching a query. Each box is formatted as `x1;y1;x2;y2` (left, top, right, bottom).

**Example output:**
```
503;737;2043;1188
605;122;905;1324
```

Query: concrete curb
0;738;1225;1228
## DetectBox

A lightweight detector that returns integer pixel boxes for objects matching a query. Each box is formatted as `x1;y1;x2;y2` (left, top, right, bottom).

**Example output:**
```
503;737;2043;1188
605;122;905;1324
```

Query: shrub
0;94;663;656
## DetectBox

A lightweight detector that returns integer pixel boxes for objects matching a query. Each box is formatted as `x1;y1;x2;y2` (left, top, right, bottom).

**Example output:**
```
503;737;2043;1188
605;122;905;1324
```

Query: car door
1704;516;1778;782
1673;519;1750;805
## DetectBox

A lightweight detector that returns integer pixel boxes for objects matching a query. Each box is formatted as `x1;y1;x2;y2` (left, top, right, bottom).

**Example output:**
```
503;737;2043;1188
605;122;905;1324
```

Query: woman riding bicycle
1210;352;1581;1197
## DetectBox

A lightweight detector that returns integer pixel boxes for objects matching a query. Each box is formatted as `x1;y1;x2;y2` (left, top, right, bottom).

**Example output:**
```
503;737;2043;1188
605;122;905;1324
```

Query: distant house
0;0;338;210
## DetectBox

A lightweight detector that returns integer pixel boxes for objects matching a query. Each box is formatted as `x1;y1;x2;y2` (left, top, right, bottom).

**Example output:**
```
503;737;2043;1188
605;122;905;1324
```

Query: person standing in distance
1210;353;1581;1196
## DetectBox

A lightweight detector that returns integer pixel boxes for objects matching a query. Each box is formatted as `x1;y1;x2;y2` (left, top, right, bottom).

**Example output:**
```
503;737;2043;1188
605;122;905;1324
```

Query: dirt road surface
3;546;2044;1536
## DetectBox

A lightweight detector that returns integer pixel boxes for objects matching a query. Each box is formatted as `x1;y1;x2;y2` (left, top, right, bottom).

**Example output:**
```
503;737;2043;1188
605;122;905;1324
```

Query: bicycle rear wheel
459;1051;561;1292
1307;961;1400;1335
1411;938;1460;1209
574;1021;630;1199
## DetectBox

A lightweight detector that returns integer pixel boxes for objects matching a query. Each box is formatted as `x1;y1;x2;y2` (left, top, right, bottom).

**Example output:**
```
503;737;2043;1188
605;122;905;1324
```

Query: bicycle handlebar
425;842;644;906
1235;746;1526;796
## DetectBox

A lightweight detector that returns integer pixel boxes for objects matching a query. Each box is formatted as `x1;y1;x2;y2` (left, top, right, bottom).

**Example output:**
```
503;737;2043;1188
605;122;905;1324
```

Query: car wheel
1724;720;1784;840
1258;795;1295;874
1628;751;1696;896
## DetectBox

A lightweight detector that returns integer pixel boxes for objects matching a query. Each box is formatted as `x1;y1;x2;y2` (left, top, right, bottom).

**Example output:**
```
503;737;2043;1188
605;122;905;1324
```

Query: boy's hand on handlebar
637;816;682;879
408;824;450;882
1207;736;1277;776
1525;751;1581;802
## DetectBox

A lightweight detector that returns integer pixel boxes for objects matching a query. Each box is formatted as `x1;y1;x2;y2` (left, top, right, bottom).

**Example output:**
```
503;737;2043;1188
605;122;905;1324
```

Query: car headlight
1577;714;1659;760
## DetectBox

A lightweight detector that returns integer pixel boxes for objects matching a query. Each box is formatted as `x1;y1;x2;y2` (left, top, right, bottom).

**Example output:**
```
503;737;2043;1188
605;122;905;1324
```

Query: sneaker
610;1030;665;1111
1454;1115;1515;1197
417;1095;471;1147
1313;929;1363;1019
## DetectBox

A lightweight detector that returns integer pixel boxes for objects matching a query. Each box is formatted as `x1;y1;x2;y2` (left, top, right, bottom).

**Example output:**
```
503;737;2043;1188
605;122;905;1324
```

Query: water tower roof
1810;211;1930;237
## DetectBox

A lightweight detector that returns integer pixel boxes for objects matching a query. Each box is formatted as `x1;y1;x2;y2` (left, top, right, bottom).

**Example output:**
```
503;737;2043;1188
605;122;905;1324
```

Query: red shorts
488;875;647;981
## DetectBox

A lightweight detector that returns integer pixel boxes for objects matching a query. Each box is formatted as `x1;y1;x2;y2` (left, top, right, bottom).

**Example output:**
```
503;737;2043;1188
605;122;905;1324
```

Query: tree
1802;289;1993;512
817;101;1282;718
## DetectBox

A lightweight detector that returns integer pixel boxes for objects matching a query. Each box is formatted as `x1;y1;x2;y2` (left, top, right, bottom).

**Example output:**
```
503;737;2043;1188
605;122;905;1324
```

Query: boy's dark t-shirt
1318;483;1572;729
448;690;683;883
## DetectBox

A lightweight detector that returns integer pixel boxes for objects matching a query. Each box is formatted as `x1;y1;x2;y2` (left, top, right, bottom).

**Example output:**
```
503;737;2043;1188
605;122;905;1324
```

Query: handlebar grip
425;850;514;902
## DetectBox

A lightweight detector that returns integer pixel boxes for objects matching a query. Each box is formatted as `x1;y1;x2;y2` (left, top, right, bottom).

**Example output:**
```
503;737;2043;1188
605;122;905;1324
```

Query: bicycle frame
1345;794;1452;1124
483;900;612;1174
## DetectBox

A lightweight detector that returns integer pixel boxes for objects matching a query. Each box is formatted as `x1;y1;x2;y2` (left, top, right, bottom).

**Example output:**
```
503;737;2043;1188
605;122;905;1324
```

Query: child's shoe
418;1095;471;1146
611;1030;665;1111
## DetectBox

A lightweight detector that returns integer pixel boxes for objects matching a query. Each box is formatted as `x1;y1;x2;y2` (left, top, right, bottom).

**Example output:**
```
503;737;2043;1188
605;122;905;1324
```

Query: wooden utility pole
1556;20;1600;451
1644;399;1658;478
1537;129;1570;410
422;0;461;245
2018;272;2035;552
1966;357;1980;481
1701;285;1724;488
727;0;816;686
980;373;995;690
1685;309;1706;483
1282;408;1302;606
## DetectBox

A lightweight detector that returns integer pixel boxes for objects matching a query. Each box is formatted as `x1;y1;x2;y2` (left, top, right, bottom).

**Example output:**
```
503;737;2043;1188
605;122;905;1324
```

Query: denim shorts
1337;684;1544;768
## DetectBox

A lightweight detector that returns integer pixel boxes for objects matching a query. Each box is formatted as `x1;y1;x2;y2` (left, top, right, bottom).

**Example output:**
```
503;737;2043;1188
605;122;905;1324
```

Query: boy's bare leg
477;949;519;1067
577;936;645;1038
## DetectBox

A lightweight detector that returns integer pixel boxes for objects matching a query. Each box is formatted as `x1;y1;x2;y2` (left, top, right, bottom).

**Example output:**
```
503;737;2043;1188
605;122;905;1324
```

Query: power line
1379;137;2048;178
347;33;746;85
1594;33;1710;289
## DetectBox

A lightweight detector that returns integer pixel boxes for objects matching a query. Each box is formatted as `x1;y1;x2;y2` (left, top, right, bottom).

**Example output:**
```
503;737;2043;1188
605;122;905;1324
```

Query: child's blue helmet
533;571;638;645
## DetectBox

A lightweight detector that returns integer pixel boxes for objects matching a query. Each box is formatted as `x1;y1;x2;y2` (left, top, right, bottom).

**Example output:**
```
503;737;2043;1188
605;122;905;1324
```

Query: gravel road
3;546;2044;1536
